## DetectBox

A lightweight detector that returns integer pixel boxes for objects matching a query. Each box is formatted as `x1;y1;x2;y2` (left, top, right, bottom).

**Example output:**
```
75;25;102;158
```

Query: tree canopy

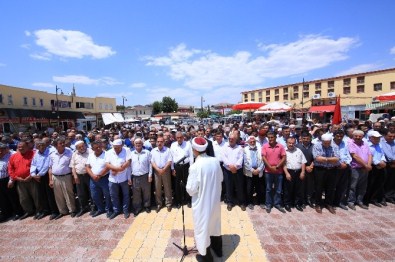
151;96;178;114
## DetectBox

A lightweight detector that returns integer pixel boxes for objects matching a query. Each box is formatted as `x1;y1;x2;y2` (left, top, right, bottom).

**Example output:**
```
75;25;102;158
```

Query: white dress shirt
105;147;131;183
151;146;172;169
170;141;194;169
222;144;244;171
130;149;152;177
213;140;227;163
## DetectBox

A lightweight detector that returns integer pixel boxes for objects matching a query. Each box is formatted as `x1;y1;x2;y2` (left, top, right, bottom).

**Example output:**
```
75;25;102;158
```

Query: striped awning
365;101;395;110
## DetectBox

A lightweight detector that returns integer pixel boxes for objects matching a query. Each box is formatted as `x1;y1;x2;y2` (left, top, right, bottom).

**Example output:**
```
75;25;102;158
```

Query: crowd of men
0;117;394;222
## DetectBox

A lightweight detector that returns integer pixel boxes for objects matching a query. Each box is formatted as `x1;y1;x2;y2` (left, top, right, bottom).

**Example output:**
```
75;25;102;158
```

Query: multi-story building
241;68;395;120
0;84;116;133
124;105;153;120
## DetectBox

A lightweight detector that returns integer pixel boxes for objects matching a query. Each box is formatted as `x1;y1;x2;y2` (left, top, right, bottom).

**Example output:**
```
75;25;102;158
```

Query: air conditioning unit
330;100;336;105
312;94;321;99
328;92;336;98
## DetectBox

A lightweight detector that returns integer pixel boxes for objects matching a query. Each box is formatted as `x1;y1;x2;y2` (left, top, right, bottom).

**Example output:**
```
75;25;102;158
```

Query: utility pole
201;96;204;112
122;96;127;117
55;85;63;128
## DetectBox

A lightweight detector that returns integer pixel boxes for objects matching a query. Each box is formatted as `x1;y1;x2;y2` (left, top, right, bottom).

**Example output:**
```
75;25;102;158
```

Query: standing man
170;132;194;208
48;137;77;218
0;143;23;221
312;133;340;214
8;139;41;219
70;141;91;217
151;136;173;212
130;138;152;216
213;131;227;202
86;141;112;218
197;128;215;157
243;136;265;210
283;137;306;212
105;139;132;219
347;130;372;210
261;131;286;213
381;129;395;204
186;137;223;261
30;140;60;220
222;133;246;211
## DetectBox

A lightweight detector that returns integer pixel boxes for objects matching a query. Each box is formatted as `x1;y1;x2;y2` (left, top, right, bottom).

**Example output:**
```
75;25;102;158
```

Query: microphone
175;156;187;165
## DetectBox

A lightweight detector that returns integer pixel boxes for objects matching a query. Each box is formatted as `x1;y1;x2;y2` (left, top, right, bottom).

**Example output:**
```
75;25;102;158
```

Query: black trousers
364;165;386;204
314;167;338;207
0;177;23;217
246;175;264;205
283;169;304;206
76;173;91;209
38;173;59;214
384;166;395;201
173;163;191;205
334;167;350;206
224;168;246;206
304;170;315;203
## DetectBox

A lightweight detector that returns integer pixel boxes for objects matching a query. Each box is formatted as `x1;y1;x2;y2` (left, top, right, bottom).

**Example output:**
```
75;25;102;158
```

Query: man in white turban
186;137;223;261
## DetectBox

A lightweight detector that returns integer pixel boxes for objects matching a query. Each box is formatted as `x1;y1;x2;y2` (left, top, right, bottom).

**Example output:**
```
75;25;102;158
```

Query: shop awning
366;101;395;110
2;108;85;120
101;113;118;125
308;105;336;113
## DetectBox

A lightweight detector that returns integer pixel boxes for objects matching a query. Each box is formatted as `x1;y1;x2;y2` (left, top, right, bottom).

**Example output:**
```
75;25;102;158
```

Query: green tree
161;96;178;113
152;101;162;115
197;111;209;119
116;105;125;112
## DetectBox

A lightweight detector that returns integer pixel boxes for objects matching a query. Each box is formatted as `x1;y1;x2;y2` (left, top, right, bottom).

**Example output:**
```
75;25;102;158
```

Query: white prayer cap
75;141;84;147
321;133;333;141
112;139;123;146
247;136;256;142
191;137;208;152
368;131;382;138
289;124;296;128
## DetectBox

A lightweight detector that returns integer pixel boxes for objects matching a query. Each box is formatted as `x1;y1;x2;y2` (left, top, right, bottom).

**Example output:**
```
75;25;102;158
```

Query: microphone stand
172;158;196;261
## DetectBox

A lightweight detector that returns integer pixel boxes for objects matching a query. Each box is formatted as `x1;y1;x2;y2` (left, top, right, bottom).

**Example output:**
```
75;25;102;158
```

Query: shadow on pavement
217;234;240;261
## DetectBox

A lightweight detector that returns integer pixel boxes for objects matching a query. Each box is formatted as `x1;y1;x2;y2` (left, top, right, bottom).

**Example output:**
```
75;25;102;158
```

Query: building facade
124;105;153;120
241;68;395;120
0;84;116;133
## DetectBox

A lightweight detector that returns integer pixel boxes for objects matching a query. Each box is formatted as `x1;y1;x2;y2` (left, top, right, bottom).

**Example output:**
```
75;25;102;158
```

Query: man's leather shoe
70;212;77;218
124;212;130;219
34;213;40;220
145;207;151;213
387;198;395;204
315;206;322;214
371;201;382;207
109;212;120;220
106;212;113;218
167;206;172;212
265;206;271;213
176;204;181;209
12;214;22;221
295;205;303;212
240;205;246;211
339;204;348;210
275;205;286;214
327;205;336;214
284;205;291;212
247;204;254;210
19;212;33;220
196;247;213;262
49;213;58;220
260;204;265;210
307;199;314;208
36;212;47;220
227;204;233;211
91;210;105;217
76;209;88;218
357;203;368;210
187;203;192;208
54;214;64;220
347;203;356;210
380;201;387;206
156;205;162;213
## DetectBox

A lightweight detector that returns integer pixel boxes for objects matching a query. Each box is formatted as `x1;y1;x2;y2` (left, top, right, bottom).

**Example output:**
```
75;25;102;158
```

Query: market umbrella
254;102;292;114
375;92;395;101
232;102;266;111
332;95;342;124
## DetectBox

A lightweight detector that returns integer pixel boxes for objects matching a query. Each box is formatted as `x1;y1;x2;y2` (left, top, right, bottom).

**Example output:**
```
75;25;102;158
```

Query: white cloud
25;30;31;36
0;63;5;67
53;75;122;86
336;63;381;76
130;82;147;88
96;91;134;98
31;29;115;59
391;46;395;55
146;35;358;89
30;52;51;60
32;82;55;88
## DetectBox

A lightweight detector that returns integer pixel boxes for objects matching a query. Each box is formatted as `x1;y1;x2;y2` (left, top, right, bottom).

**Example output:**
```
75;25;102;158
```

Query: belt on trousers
175;162;189;166
53;173;71;176
288;169;301;173
315;166;336;170
132;173;148;177
77;173;88;176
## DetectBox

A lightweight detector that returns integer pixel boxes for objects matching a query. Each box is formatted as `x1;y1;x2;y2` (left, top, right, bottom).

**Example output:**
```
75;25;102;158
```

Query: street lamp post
122;96;127;117
55;86;63;128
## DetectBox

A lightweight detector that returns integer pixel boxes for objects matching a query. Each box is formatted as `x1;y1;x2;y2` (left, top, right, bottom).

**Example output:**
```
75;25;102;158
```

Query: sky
1;1;394;108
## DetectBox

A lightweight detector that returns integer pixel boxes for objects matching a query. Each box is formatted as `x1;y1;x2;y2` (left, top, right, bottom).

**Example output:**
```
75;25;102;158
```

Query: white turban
191;137;208;152
321;133;333;141
112;139;123;146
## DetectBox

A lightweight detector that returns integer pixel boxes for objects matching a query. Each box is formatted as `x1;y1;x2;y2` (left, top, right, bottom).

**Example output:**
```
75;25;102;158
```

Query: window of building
258;98;262;102
391;81;395;90
293;85;299;92
293;93;299;99
275;95;279;101
23;97;28;106
105;104;108;110
303;84;309;91
328;88;335;93
244;94;248;100
283;94;288;100
275;89;279;95
315;83;321;90
8;95;13;105
266;97;270;102
32;98;36;106
99;103;103;110
328;81;334;88
283;87;288;94
109;104;113;110
343;86;351;94
357;85;365;93
315;91;321;96
373;83;382;91
266;90;270;96
343;78;351;86
0;94;3;104
250;93;255;101
357;76;365;84
303;92;309;98
258;91;262;98
40;99;44;107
